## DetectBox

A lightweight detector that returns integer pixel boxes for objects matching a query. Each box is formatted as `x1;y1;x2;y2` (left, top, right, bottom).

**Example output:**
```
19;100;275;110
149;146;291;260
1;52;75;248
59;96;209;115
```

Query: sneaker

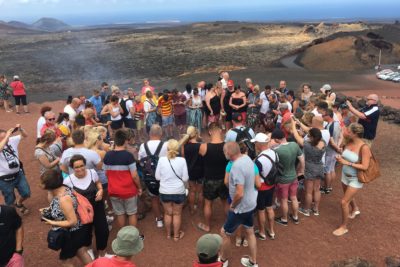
106;215;114;225
298;207;310;217
320;186;326;193
235;237;242;247
312;208;320;216
87;249;95;260
242;238;249;247
156;218;164;228
254;230;266;241
266;230;275;240
274;217;288;226
241;257;258;267
289;214;299;225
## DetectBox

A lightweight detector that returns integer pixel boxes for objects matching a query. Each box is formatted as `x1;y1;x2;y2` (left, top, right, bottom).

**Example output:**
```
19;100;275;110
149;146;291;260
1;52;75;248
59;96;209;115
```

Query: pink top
141;86;155;95
10;81;26;96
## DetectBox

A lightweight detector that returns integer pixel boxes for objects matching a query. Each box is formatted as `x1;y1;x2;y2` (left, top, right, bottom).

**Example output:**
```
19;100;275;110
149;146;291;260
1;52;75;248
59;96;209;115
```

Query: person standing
220;142;258;267
0;125;30;214
158;89;174;138
172;89;187;136
0;75;13;113
10;75;29;114
188;88;203;132
205;85;221;126
345;94;380;147
104;130;142;229
229;86;247;122
143;91;158;134
220;80;235;130
89;89;103;118
197;123;228;233
0;205;24;267
40;111;63;138
272;129;305;226
64;98;81;123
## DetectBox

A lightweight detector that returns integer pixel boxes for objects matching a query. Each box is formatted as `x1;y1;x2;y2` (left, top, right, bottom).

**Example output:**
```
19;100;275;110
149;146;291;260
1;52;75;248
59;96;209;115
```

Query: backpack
233;127;256;159
72;191;94;224
139;141;164;195
120;98;131;118
255;151;283;186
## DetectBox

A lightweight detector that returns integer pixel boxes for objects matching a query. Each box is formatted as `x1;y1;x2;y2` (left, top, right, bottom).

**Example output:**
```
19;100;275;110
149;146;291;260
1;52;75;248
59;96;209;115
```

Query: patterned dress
0;81;11;100
189;96;203;131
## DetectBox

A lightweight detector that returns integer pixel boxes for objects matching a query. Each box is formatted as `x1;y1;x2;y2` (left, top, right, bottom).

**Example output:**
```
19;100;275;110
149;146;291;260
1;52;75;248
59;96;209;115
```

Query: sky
1;0;400;25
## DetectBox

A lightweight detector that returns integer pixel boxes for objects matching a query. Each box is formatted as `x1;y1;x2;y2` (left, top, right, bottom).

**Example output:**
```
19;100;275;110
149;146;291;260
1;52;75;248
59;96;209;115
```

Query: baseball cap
112;226;144;257
320;84;332;94
227;80;234;87
196;234;222;259
13;75;19;80
271;128;285;139
251;133;271;143
232;112;243;122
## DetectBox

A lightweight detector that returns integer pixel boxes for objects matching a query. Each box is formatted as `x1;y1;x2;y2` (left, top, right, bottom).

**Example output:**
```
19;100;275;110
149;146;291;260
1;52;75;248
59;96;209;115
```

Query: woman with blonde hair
333;123;372;236
155;139;189;241
34;130;62;175
180;126;204;214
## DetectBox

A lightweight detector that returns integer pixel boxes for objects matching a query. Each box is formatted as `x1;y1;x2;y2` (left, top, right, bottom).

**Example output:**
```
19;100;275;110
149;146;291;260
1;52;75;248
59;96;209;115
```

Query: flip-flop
333;228;348;236
173;231;185;241
349;210;361;219
196;222;210;233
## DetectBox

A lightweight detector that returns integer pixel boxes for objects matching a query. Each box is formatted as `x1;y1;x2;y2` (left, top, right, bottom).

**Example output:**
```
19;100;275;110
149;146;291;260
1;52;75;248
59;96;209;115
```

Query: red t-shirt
40;123;62;137
193;261;223;267
86;256;136;267
172;94;187;116
10;81;26;96
134;102;144;120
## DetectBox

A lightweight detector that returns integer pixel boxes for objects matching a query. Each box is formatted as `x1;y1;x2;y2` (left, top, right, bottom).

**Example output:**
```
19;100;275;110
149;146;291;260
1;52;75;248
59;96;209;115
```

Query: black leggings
89;200;109;251
14;95;27;105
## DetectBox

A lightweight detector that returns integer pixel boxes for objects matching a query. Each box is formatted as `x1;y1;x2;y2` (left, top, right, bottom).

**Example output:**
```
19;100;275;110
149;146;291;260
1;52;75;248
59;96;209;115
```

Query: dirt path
0;101;399;267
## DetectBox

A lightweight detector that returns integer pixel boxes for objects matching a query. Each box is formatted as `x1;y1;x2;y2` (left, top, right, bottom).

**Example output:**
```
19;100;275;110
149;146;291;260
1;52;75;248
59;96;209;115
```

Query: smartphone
11;127;19;134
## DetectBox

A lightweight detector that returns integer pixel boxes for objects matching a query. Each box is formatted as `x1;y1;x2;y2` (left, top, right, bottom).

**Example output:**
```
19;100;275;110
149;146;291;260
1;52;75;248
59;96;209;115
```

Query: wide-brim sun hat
112;226;144;257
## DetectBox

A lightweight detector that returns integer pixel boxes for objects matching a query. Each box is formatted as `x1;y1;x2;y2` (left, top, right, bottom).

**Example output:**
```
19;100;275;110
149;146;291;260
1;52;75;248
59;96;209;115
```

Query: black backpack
233;127;256;159
139;141;164;195
119;98;131;118
255;151;283;186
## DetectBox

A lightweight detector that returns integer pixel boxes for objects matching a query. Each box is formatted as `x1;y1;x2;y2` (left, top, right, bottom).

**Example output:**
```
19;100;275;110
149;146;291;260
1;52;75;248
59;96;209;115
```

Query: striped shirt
158;95;173;117
104;150;138;199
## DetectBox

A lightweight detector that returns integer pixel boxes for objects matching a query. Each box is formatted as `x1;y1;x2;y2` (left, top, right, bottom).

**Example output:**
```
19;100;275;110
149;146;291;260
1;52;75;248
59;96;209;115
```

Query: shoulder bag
357;144;380;183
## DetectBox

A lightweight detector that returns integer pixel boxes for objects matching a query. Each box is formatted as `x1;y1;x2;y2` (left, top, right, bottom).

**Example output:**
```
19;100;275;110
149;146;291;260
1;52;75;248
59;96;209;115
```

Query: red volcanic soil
0;101;399;267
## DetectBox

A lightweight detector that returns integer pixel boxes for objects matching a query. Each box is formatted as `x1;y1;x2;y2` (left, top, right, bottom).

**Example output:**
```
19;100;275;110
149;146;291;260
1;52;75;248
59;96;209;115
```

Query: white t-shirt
125;99;134;119
64;104;77;122
155;157;189;195
61;147;101;174
143;100;155;113
256;149;277;183
225;126;256;142
63;169;99;190
0;136;21;176
259;92;270;114
138;140;168;160
37;116;46;138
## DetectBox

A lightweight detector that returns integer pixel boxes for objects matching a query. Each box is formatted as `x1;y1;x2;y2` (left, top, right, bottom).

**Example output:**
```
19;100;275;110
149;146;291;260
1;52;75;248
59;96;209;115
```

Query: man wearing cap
86;226;143;267
345;94;380;147
271;129;305;227
220;142;258;267
225;113;255;142
193;234;223;267
220;79;235;130
251;133;277;240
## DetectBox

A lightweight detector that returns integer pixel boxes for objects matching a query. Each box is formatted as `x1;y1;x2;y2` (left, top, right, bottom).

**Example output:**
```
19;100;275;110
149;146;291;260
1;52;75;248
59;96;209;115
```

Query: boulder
330;257;375;267
385;256;400;267
366;32;383;40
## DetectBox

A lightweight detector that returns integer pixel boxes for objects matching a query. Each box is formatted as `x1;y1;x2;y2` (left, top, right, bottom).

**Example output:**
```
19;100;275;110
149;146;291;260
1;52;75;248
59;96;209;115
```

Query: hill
31;17;69;31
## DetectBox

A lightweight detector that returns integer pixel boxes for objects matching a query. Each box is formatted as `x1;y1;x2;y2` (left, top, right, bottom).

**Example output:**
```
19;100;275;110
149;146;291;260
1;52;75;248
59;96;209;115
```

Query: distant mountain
31;17;69;31
8;20;32;29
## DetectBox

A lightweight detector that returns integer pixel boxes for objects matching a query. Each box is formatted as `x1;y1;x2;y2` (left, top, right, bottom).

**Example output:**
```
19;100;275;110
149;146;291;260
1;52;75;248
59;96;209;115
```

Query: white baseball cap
250;133;270;143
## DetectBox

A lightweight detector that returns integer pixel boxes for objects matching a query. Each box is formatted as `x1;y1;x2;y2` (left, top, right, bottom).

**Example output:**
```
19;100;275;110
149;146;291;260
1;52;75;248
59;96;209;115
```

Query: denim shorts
0;170;31;205
162;115;174;126
159;193;186;204
223;210;255;235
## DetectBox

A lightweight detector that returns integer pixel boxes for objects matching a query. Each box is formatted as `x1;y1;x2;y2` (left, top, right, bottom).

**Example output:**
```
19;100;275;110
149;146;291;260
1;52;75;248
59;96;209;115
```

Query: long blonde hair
167;139;180;159
178;126;197;147
86;131;101;149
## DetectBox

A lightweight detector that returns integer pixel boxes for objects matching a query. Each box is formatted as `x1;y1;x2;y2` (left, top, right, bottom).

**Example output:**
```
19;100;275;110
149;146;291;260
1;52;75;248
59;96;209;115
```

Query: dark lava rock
366;32;383;39
370;40;393;51
330;257;375;267
385;256;400;267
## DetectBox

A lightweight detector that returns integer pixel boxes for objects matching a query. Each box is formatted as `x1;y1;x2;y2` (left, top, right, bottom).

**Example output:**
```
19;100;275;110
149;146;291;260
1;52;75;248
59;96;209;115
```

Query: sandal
333;228;348;236
15;203;29;215
196;222;210;233
266;230;276;240
173;231;185;241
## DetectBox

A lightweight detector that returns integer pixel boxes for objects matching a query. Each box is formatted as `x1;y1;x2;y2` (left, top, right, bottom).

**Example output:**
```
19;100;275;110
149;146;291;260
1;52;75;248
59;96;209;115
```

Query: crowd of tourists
0;72;381;267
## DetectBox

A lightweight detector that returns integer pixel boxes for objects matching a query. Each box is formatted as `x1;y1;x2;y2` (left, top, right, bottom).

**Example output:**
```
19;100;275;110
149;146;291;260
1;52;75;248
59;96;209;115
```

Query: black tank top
184;143;204;179
203;143;228;180
69;170;97;202
223;89;234;111
232;97;247;113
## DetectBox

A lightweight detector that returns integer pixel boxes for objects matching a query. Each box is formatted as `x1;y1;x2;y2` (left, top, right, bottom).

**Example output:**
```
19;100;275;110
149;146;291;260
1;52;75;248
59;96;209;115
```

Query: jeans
0;170;31;205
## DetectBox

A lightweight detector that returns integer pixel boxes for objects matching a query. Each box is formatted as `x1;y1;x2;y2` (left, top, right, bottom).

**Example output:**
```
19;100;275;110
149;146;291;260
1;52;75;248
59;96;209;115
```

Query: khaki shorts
136;120;144;131
110;196;138;216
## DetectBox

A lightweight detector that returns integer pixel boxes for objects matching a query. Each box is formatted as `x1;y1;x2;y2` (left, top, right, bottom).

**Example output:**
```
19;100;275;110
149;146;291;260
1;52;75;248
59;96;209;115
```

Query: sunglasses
47;118;56;121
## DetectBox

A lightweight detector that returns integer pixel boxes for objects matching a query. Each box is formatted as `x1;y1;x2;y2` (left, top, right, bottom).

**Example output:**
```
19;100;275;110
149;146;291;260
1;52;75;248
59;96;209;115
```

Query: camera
40;208;53;221
8;161;19;169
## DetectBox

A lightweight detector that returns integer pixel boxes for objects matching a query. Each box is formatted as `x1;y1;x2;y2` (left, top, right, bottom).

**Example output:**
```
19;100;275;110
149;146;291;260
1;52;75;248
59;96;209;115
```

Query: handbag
357;144;381;183
47;228;70;251
168;159;188;196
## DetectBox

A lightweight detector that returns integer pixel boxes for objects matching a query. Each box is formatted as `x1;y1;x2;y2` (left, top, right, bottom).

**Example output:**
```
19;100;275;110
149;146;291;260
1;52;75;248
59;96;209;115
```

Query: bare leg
195;183;204;210
128;214;137;226
23;105;28;113
303;179;313;210
76;247;93;265
266;207;275;235
313;179;321;212
245;227;257;264
289;195;299;218
4;100;12;112
172;203;184;240
188;181;196;213
280;198;288;221
257;210;266;235
115;215;126;229
60;260;74;267
220;228;232;261
151;196;162;221
162;202;173;238
333;184;360;235
201;199;212;231
15;104;20;113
